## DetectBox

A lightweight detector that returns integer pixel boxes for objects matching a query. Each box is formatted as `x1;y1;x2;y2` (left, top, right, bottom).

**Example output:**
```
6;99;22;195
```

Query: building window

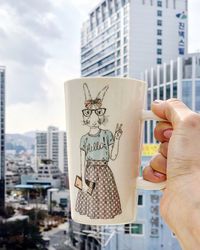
124;55;127;63
157;20;162;26
153;89;157;100
157;1;162;7
124;223;144;235
117;59;121;66
157;39;162;45
173;82;177;98
166;0;168;8
166;84;171;99
117;31;120;38
117;41;121;48
117;50;120;57
124;65;128;73
124;46;127;54
182;80;192;109
157;10;162;16
157;58;162;64
138;195;143;205
157;48;162;55
117;68;121;75
157;29;162;36
124;36;128;44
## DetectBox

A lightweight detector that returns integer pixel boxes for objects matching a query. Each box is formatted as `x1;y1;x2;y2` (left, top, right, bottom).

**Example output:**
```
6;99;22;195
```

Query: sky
0;0;199;134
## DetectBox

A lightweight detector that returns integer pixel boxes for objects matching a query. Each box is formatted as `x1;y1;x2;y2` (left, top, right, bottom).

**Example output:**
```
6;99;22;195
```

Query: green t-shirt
80;129;114;161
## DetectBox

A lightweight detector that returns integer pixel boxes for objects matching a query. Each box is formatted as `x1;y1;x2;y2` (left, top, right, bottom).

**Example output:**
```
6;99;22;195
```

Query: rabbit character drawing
75;83;123;219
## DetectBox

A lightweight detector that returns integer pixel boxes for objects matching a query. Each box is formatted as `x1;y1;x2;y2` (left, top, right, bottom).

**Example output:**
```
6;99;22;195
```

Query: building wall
129;0;188;78
142;53;200;144
81;0;188;79
0;66;5;211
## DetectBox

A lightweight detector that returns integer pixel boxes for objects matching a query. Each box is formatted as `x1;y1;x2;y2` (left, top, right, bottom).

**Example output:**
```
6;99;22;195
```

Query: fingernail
163;129;173;139
154;171;165;178
153;99;163;104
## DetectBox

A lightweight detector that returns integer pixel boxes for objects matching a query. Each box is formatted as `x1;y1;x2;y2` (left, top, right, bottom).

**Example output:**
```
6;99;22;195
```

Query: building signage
149;194;160;238
176;12;187;56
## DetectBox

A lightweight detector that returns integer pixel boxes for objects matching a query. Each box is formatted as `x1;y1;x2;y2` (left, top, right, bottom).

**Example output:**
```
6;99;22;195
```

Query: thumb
151;99;193;128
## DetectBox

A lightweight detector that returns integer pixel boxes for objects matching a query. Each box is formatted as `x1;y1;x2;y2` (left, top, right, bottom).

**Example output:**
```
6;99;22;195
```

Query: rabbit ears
83;83;109;102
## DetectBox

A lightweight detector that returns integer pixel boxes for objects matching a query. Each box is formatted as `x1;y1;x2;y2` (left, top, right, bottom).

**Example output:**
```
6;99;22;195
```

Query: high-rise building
142;53;200;144
35;126;68;186
0;66;5;213
81;0;188;79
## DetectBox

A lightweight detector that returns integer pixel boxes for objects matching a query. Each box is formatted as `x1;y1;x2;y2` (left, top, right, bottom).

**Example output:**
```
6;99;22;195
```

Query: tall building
142;53;200;143
0;66;5;213
81;0;188;79
35;126;68;186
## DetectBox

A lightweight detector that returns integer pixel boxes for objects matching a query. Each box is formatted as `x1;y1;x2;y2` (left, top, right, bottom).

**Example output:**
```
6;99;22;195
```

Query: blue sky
0;0;199;133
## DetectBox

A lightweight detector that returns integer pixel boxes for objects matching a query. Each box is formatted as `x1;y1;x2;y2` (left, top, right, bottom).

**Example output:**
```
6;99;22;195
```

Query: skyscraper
35;126;68;187
0;66;5;213
81;0;188;79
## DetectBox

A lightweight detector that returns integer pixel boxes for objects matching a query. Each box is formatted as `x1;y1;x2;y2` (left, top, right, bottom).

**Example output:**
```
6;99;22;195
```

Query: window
173;0;176;9
117;50;120;57
182;80;192;109
157;10;162;16
117;31;120;38
124;224;144;235
117;41;121;48
166;84;171;99
124;36;128;44
117;59;121;66
124;55;127;63
196;81;200;111
157;20;162;26
157;39;162;45
124;65;128;73
124;46;127;54
157;1;162;7
157;58;162;64
117;68;121;75
159;87;164;100
173;82;177;98
157;29;162;35
157;48;162;55
138;195;143;205
153;89;157;100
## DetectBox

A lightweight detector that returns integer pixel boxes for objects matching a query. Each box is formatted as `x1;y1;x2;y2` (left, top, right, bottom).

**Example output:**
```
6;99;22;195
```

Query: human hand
143;99;200;250
114;123;123;140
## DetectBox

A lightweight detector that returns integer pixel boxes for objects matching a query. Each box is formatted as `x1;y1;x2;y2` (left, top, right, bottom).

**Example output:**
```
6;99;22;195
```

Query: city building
81;0;188;79
47;188;70;214
17;159;61;189
35;126;68;187
142;53;200;143
0;66;5;212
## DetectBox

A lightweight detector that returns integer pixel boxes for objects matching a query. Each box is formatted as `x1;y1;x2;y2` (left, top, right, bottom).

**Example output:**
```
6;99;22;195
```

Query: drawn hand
82;179;88;192
114;123;123;140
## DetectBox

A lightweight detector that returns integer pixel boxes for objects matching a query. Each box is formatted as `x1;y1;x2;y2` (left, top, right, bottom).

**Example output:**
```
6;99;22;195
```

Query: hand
82;179;88;192
114;123;123;140
143;99;200;250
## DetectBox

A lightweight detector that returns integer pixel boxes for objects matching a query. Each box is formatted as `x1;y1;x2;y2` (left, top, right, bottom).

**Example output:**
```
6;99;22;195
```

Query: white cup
64;77;166;225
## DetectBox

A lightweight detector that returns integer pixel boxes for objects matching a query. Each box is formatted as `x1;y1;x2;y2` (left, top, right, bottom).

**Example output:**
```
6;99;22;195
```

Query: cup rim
64;77;146;87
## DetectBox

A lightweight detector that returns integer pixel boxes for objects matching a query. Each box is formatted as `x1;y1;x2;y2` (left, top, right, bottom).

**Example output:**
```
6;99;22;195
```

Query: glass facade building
0;66;5;212
142;53;200;144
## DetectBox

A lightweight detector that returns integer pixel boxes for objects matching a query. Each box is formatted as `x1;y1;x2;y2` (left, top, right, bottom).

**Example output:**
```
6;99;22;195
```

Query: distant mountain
6;132;35;152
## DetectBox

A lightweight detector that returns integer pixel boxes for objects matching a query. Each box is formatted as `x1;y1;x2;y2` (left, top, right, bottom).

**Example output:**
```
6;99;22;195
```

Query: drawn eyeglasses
82;108;106;117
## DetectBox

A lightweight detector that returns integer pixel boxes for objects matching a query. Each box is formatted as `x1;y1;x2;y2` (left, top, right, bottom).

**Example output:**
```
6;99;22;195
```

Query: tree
0;220;46;250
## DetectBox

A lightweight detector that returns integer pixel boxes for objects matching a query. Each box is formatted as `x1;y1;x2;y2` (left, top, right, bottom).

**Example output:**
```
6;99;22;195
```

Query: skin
143;99;200;250
81;104;122;191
